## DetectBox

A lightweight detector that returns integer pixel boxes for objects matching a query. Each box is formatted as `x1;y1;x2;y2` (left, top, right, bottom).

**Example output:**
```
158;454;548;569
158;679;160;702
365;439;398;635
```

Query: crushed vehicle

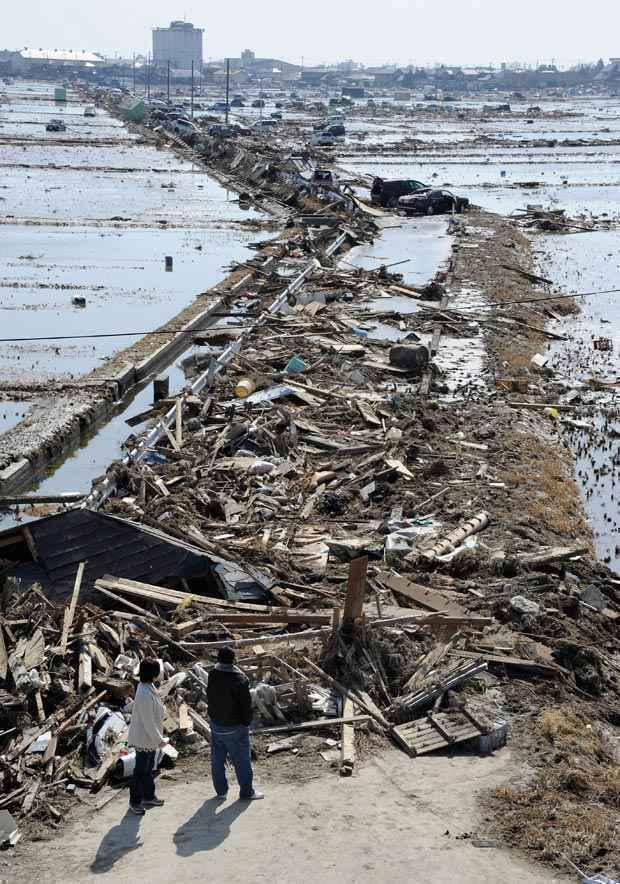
398;188;470;215
370;177;429;207
84;105;96;117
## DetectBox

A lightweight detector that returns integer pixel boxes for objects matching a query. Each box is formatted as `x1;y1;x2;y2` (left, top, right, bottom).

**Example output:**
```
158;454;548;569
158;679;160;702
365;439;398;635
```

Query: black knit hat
217;647;235;664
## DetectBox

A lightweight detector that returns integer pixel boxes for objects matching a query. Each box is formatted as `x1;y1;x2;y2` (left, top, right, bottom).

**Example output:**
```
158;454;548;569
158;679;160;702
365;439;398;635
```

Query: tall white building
152;21;203;70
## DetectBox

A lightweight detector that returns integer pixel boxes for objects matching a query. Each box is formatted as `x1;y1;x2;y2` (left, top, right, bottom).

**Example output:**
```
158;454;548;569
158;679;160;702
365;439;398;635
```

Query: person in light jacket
127;658;166;816
207;647;264;801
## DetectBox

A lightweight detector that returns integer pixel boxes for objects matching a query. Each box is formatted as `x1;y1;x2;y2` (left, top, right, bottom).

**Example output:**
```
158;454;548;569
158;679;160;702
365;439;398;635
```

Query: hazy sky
4;0;620;67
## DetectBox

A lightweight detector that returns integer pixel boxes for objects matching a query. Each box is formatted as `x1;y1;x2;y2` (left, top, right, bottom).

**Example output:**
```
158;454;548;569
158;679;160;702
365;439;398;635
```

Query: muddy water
0;81;270;513
0;83;264;384
0;224;264;382
0;402;31;435
538;232;620;569
345;217;451;286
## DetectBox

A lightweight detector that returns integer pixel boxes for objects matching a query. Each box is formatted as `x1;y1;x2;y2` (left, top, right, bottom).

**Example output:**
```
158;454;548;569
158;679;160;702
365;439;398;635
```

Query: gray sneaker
240;791;265;801
129;804;145;816
143;798;165;808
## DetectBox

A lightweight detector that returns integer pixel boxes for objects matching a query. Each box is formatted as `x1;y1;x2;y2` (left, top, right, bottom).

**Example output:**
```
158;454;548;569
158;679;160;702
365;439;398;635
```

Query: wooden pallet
392;711;486;757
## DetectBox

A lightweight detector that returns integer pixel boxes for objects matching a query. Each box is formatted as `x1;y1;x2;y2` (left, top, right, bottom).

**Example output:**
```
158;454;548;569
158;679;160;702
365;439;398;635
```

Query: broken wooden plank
178;703;190;734
449;649;561;675
515;544;589;568
97;576;273;614
343;556;368;625
187;708;211;742
60;562;86;656
21;779;41;815
172;611;331;638
253;715;370;736
180;628;330;651
136;619;197;662
340;697;355;776
375;572;467;617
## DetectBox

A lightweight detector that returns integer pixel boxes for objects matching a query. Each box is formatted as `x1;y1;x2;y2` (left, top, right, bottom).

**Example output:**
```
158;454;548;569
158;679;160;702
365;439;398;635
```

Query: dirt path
7;748;567;884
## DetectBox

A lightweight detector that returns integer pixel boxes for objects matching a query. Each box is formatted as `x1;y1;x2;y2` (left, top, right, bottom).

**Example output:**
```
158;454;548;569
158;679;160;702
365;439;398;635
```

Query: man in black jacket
207;647;264;800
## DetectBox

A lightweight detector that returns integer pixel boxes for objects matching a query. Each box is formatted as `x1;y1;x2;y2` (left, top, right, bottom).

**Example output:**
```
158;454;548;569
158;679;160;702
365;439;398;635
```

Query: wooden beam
60;562;86;656
137;619;197;662
187;708;211;741
375;571;467;617
253;715;370;736
340;697;355;777
181;628;330;651
178;703;190;733
172;611;331;637
94;583;159;620
343;556;368;624
97;576;274;613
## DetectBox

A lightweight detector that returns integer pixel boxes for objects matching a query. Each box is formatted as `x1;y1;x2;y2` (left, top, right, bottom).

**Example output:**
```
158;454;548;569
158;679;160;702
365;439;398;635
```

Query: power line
0;287;618;345
460;286;620;311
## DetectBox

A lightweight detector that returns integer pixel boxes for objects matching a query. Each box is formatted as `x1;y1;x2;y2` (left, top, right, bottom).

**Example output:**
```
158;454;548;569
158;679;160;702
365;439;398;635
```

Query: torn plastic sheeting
384;518;440;558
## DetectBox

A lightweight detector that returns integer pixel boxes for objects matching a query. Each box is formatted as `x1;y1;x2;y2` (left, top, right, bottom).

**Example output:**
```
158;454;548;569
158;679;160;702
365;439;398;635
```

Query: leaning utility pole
225;58;230;125
167;60;170;104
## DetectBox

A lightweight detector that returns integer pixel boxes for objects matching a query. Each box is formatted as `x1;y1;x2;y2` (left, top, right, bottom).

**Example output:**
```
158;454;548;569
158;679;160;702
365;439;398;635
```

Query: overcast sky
4;0;620;67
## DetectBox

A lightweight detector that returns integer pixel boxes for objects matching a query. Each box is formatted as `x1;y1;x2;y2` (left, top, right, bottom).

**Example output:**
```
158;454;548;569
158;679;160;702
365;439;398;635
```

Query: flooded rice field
0;83;264;385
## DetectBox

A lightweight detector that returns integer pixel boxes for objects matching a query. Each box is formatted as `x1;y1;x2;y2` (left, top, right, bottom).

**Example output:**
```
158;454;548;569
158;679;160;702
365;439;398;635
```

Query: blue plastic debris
285;354;308;374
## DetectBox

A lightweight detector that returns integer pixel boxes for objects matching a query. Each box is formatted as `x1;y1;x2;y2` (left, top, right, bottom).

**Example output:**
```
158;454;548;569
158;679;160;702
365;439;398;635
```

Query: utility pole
147;52;151;100
167;60;170;104
132;52;136;93
190;60;194;118
225;58;230;125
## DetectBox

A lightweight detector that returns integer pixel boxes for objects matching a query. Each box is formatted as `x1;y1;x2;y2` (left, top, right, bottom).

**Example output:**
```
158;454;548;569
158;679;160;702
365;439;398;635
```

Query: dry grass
488;706;620;874
504;437;592;540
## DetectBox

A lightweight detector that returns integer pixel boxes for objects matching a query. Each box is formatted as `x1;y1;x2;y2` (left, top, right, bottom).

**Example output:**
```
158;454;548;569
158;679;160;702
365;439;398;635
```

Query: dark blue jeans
210;722;254;798
129;750;156;805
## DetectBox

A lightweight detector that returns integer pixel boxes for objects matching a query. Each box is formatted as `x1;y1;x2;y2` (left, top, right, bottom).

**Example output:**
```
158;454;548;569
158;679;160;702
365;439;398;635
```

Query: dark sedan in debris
398;189;469;215
370;177;429;207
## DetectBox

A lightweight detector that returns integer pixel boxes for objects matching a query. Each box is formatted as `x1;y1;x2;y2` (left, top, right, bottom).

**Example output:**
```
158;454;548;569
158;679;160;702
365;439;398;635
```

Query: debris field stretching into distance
0;67;619;882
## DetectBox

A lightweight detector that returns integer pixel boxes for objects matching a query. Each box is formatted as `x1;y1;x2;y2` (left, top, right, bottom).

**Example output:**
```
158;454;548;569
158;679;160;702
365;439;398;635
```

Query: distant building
241;49;256;66
153;21;203;70
16;48;106;69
